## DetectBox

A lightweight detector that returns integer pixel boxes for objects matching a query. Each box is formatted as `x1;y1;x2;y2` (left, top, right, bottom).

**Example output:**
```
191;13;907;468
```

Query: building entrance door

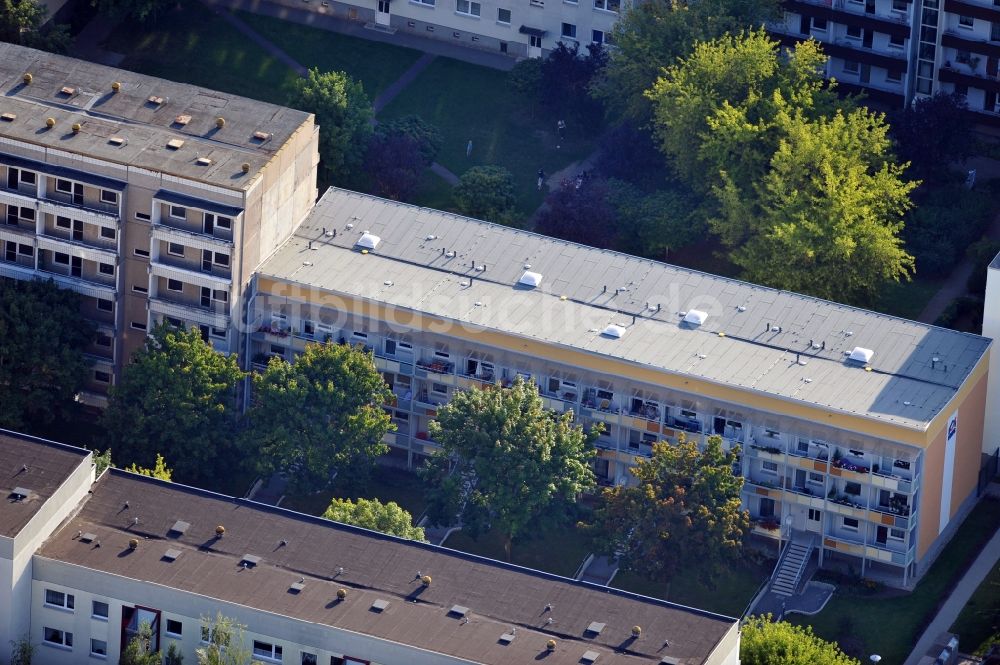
528;34;542;58
376;0;390;26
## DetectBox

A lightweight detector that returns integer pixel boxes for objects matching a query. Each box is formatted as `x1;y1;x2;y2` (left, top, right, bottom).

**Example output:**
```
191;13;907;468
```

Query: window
303;320;316;337
131;321;147;331
94;371;110;384
214;252;230;267
97;299;113;312
19;170;36;185
893;459;911;470
845;482;862;496
90;600;108;621
252;641;283;662
886;69;902;82
302;654;318;665
497;7;510;22
561;22;576;39
846;25;862;39
759;497;775;518
761;460;778;474
167;279;183;292
19;207;35;222
888;32;904;48
959;14;974;28
56;216;72;229
889;527;906;540
592;29;604;43
432;382;448;395
91;639;108;658
843;517;859;531
45;589;75;610
844;60;860;74
18;244;32;256
54;252;70;265
811;17;827;31
167;242;184;257
100;226;116;240
456;0;481;15
43;627;72;649
135;212;151;222
56;179;73;194
100;190;119;205
134;248;150;258
99;263;114;276
808;509;821;522
210;327;226;339
530;34;542;48
212;290;228;303
170;205;186;219
796;440;810;454
96;334;112;347
808;472;824;485
593;0;619;10
166;619;183;637
201;626;230;647
891;0;907;10
216;216;232;230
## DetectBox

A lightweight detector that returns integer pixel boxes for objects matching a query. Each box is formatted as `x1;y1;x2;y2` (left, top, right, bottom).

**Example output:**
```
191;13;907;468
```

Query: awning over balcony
152;189;244;218
519;25;546;37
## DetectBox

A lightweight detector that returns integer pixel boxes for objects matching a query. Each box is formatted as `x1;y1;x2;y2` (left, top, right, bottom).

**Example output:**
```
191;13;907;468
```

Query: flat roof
0;43;312;189
39;471;737;665
257;188;992;431
0;430;90;538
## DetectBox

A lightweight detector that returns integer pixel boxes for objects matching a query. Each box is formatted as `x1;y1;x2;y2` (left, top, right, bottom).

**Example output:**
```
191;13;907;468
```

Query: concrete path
211;5;309;76
578;555;618;585
903;521;1000;665
201;0;516;71
374;52;436;113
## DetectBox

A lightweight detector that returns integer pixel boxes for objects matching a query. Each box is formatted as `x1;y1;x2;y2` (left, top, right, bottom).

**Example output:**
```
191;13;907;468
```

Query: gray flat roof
0;429;90;538
39;471;737;665
0;43;311;189
258;188;992;431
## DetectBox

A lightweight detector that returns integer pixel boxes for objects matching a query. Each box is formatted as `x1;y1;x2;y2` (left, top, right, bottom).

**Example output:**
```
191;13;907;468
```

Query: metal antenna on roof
656;304;661;312
765;322;770;333
821;341;825;350
124;501;130;509
796;353;800;364
602;285;606;293
632;314;636;325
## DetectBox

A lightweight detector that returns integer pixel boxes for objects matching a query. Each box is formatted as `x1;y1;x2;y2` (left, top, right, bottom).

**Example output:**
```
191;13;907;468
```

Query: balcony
36;233;117;265
150;260;231;290
943;0;1000;22
938;65;1000;93
43;191;120;218
941;30;1000;59
150;297;230;329
35;267;116;300
416;358;454;375
151;222;234;253
780;0;911;37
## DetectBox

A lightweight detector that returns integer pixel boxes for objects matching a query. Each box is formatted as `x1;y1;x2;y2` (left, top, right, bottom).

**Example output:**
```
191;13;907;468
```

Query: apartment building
772;0;1000;123
0;430;742;665
0;44;319;405
980;250;1000;460
248;188;991;587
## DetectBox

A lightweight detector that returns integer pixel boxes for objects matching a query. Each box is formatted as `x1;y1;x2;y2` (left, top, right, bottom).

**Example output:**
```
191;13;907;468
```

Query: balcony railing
44;191;120;217
416;359;454;375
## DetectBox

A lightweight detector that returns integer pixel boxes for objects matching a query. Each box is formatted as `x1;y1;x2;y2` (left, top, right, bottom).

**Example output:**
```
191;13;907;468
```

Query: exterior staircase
769;536;814;597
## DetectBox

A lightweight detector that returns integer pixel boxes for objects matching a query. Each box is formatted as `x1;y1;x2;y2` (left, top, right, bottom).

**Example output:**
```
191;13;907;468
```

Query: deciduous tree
592;0;779;122
364;132;424;201
324;497;426;541
0;279;94;430
376;115;442;165
289;69;373;183
590;434;748;583
244;342;392;494
741;616;859;665
102;325;244;484
890;92;974;187
452;165;517;225
420;378;596;560
90;0;171;22
1;0;70;52
535;178;618;248
196;614;262;665
120;622;160;665
125;453;174;481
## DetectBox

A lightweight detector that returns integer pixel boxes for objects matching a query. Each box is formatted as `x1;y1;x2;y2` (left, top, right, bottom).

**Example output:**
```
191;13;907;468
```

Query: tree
289;69;373;183
376;115;442;166
452;166;517;225
648;32;916;304
196;614;262;665
93;449;112;476
592;0;780;122
0;0;70;52
0;279;94;431
507;58;543;117
90;0;171;21
125;453;174;481
244;342;392;494
164;643;184;665
541;42;607;130
364;132;424;201
891;92;974;187
740;616;859;665
535;178;618;248
9;635;33;665
102;325;244;484
120;622;160;665
590;434;748;583
323;497;426;541
607;178;704;259
420;378;596;559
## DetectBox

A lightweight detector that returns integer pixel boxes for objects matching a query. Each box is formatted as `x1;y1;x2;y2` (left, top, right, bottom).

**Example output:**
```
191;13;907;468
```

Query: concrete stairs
769;537;814;597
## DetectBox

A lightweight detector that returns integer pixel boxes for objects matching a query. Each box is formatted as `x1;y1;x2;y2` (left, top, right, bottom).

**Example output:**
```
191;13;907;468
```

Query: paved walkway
212;5;308;76
903;517;1000;665
201;0;516;70
373;52;436;113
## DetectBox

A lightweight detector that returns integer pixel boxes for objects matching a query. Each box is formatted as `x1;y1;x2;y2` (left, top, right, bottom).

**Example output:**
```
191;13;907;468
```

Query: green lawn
789;498;1000;664
103;1;299;105
235;11;422;97
442;523;593;578
874;276;945;321
950;559;1000;656
281;466;428;519
612;561;771;618
380;57;598;217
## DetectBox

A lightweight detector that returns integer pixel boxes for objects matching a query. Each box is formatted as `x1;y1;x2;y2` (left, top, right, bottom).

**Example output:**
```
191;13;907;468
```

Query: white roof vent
356;233;381;250
849;347;874;364
683;309;708;325
601;324;626;339
518;270;543;287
